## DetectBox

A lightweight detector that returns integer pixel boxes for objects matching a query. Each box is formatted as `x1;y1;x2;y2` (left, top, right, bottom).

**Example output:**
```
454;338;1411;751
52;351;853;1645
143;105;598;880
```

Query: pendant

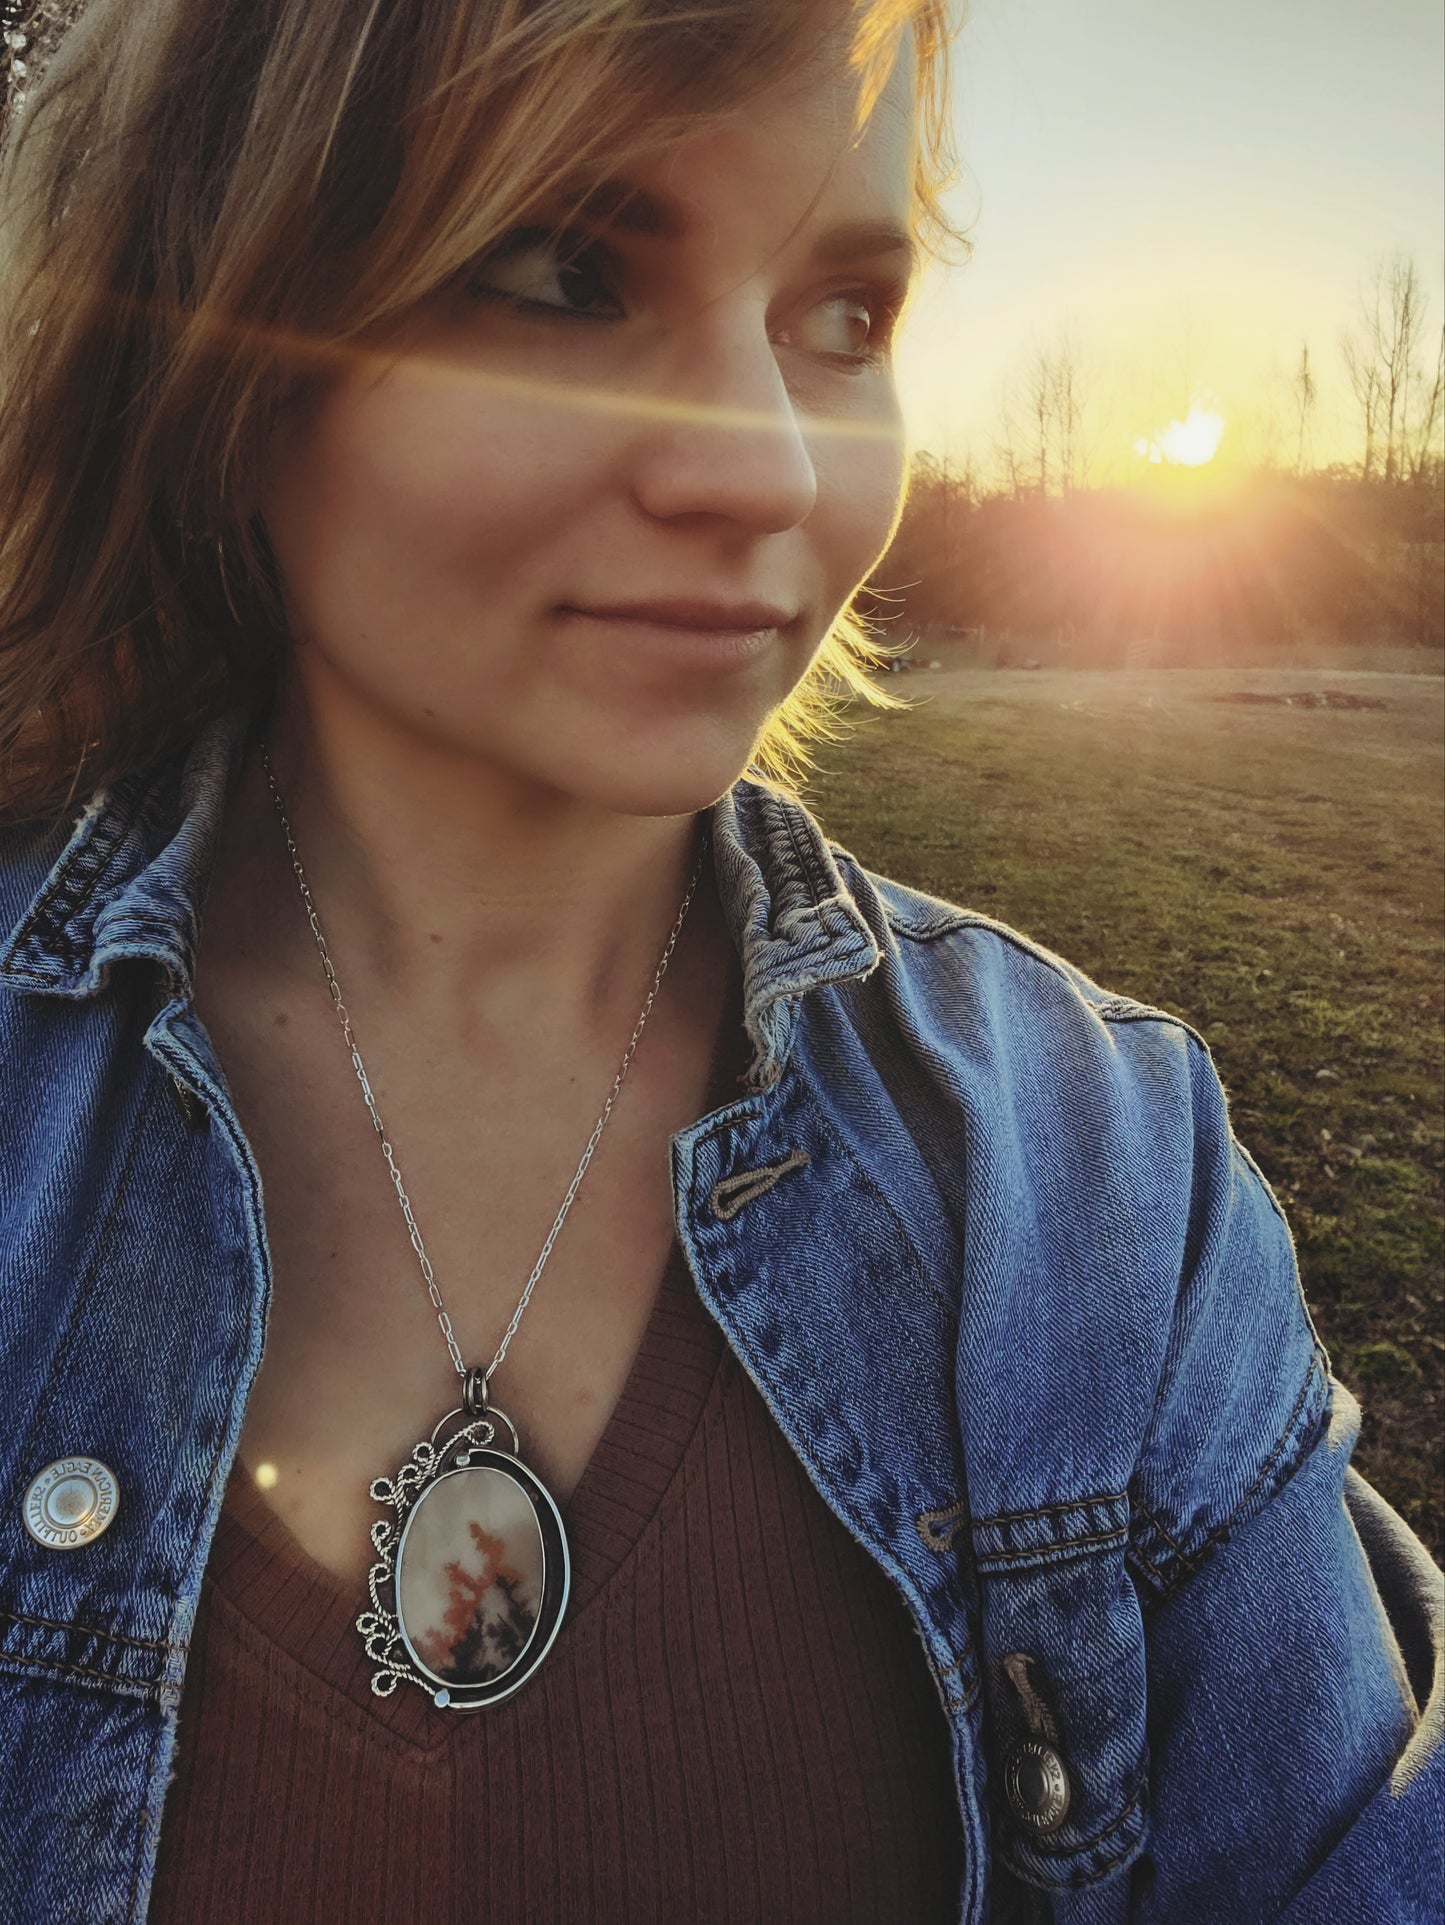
357;1374;570;1710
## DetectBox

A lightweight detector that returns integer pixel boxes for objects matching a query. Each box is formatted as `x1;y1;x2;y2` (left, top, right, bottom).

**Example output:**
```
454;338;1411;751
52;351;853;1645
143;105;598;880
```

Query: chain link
260;745;709;1388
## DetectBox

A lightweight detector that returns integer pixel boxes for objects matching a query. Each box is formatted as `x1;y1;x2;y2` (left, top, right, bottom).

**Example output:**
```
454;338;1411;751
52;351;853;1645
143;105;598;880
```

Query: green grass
801;666;1444;1560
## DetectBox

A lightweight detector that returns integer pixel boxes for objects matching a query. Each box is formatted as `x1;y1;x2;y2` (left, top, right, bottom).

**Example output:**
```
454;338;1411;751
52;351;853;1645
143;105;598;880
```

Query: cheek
262;364;596;641
812;431;908;599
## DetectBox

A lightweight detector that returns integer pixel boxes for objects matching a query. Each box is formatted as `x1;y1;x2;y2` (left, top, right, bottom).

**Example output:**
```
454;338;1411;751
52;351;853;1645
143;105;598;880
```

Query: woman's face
260;51;918;817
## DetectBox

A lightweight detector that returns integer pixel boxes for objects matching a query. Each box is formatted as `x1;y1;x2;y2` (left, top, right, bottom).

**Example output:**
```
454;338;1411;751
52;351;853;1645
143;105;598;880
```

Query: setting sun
1134;403;1227;468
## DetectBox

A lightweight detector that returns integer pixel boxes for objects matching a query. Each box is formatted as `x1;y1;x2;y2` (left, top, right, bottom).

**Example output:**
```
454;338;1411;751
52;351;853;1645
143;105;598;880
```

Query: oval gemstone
396;1467;545;1688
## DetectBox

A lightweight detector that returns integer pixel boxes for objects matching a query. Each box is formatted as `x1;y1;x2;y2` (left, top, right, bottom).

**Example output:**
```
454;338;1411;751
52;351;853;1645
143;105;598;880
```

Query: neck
214;666;722;1059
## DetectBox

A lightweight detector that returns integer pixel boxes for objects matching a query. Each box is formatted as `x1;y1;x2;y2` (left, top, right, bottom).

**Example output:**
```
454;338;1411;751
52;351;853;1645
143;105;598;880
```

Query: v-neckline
207;1232;729;1747
200;943;749;1744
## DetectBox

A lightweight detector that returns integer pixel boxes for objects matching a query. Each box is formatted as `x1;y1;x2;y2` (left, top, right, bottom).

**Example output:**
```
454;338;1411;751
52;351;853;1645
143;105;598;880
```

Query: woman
0;1;1439;1920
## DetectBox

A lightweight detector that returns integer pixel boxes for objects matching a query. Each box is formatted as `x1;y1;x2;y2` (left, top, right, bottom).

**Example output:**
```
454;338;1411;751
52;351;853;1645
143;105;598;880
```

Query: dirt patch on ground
1212;690;1388;711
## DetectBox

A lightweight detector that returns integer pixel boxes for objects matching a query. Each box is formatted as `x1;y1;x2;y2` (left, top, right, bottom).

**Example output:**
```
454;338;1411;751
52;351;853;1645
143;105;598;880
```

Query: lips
561;597;796;631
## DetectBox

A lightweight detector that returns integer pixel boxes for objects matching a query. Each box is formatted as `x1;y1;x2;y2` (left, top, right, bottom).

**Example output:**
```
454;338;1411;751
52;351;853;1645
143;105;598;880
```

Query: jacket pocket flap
972;1510;1149;1895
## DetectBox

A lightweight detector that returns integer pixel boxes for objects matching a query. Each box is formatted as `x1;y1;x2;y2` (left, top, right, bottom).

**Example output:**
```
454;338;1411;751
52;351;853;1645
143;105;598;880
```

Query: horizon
895;0;1445;486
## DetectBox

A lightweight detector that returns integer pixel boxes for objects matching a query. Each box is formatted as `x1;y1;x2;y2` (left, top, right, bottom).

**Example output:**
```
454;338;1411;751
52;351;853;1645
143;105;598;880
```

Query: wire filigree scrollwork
356;1412;499;1698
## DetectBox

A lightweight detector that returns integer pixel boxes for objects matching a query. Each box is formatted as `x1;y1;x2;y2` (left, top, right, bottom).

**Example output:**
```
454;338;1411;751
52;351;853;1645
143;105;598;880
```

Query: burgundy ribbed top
148;991;963;1923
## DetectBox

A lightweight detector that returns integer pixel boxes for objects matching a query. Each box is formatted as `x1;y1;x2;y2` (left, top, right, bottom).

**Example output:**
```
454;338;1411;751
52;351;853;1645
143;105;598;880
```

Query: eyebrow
809;220;919;275
575;180;684;237
572;180;918;277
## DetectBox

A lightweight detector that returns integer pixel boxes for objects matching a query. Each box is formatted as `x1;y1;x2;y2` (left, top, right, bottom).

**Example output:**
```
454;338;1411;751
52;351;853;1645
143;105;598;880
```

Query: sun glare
1134;403;1226;468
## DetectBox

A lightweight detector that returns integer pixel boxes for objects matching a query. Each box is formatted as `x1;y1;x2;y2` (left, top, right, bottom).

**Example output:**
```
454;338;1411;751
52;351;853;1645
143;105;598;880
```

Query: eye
780;285;905;368
460;227;622;320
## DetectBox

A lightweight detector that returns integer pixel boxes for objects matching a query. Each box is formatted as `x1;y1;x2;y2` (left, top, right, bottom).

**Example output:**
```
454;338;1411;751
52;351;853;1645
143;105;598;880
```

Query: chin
545;731;761;821
573;761;752;821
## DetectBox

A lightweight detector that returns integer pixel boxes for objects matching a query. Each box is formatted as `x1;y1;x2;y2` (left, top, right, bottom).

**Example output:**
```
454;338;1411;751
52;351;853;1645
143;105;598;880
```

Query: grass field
801;666;1444;1560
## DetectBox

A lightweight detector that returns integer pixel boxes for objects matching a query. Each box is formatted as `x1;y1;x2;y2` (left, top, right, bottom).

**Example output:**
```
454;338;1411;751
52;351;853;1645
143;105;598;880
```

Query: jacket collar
0;709;882;1087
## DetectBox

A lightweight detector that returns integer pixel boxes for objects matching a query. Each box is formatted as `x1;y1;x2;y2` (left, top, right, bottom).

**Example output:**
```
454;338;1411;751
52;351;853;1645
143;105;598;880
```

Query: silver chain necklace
260;745;708;1711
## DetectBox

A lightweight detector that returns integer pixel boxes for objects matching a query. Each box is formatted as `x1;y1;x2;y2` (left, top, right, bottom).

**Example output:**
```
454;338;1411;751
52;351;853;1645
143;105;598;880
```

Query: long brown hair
0;0;961;823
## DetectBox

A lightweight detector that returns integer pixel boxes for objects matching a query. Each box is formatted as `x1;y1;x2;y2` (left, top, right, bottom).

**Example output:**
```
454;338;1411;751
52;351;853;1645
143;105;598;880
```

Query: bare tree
1380;255;1420;481
1409;324;1444;483
991;380;1027;501
1342;253;1434;482
1341;332;1382;479
1051;333;1088;496
1290;343;1316;477
1015;333;1089;498
1027;351;1052;499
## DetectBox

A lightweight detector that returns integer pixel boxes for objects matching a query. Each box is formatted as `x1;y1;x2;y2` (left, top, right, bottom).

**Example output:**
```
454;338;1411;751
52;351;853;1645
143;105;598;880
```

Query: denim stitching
147;1045;275;1629
935;1645;981;1712
1000;1652;1062;1746
6;780;147;970
1189;1356;1327;1553
0;1645;163;1699
973;1490;1128;1530
688;1301;950;1659
1095;1004;1209;1047
126;1681;170;1922
922;1492;1131;1561
1124;1524;1176;1595
1007;1779;1148;1858
708;1147;811;1221
1128;1491;1198;1586
974;1524;1129;1569
887;913;973;942
828;853;971;945
1132;1355;1327;1599
1129;1491;1193;1562
774;794;828;909
880;906;1205;1040
1000;1780;1148;1888
0;1604;178;1654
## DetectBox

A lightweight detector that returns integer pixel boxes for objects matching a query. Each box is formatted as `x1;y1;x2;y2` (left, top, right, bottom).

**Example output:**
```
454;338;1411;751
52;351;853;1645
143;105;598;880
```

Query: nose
625;314;819;535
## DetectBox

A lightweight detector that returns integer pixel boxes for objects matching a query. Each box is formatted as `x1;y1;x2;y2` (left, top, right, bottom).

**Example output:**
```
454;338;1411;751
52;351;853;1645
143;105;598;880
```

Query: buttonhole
1000;1652;1063;1747
916;1497;970;1554
169;1074;210;1133
708;1146;810;1221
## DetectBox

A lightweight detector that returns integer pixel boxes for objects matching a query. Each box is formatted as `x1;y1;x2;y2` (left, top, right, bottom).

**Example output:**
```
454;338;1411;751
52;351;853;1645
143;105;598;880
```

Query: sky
894;0;1445;480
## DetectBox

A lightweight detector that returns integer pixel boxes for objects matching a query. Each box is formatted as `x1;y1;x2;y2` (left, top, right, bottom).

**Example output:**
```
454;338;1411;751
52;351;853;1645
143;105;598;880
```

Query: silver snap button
23;1457;120;1550
1005;1738;1072;1834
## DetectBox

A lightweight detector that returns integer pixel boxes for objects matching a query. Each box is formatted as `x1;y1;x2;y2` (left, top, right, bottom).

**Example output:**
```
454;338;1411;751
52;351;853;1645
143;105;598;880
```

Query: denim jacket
1;711;1441;1925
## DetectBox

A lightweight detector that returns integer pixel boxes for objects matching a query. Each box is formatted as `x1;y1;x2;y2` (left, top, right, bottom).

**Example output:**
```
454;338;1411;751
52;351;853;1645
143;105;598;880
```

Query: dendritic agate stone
396;1467;544;1687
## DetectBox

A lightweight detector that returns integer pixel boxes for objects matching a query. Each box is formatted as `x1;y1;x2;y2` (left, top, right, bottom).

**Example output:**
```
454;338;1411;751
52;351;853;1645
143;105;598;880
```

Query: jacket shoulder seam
1128;1350;1332;1601
876;898;1208;1041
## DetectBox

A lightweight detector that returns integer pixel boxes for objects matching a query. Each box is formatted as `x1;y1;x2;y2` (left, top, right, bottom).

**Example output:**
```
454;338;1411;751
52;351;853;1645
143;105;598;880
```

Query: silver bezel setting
357;1403;570;1711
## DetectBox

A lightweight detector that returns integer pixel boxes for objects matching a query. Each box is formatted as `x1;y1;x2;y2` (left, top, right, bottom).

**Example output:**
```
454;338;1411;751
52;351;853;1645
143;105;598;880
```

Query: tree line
867;252;1445;660
868;465;1444;661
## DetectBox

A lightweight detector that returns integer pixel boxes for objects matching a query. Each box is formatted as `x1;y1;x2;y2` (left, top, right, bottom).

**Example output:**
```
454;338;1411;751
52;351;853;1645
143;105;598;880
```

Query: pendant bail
463;1366;491;1418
